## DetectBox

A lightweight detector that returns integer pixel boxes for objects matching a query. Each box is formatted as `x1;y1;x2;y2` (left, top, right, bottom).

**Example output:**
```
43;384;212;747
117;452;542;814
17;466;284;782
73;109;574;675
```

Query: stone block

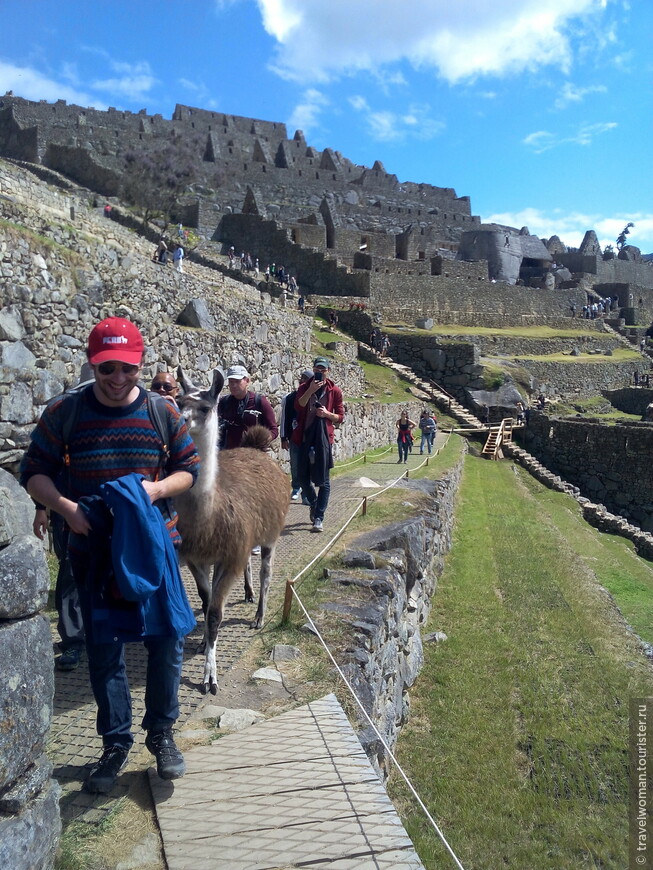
0;305;25;341
176;298;215;331
1;341;36;370
0;469;35;547
0;778;60;870
0;535;50;617
0;616;54;792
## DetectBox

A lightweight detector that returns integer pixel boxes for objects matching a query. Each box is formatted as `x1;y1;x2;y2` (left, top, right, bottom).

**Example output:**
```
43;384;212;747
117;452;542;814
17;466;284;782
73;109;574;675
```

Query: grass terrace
389;456;653;869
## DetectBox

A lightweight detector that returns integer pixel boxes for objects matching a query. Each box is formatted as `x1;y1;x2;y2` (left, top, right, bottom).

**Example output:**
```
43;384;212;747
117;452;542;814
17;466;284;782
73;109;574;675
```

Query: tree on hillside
616;222;635;251
121;136;201;228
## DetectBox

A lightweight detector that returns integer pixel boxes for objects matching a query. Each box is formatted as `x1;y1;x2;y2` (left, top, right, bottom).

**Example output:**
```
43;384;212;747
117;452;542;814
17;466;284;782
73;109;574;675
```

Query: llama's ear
210;368;225;399
177;366;195;395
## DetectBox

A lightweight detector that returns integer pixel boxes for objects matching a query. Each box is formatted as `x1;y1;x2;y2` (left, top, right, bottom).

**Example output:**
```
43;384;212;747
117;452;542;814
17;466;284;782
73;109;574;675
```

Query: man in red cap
21;317;200;795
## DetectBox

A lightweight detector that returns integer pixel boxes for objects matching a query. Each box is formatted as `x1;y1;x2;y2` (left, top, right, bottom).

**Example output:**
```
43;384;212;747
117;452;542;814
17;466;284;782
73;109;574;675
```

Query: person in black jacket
281;370;313;500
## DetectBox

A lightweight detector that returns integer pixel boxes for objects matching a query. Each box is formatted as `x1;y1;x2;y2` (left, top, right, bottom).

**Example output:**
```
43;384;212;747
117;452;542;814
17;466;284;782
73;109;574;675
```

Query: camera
314;371;324;382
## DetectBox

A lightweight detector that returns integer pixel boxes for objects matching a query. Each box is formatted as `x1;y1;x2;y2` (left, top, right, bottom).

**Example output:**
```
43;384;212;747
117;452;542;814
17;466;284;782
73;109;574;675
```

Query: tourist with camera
292;357;344;533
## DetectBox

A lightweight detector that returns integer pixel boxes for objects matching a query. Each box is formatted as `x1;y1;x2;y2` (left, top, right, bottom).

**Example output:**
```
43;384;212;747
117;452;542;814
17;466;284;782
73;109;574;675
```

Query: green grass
423;324;607;338
389;456;653;870
515;346;640;363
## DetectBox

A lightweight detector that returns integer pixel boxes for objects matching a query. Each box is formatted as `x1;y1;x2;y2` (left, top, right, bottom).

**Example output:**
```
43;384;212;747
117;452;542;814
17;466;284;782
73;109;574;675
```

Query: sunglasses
151;382;176;392
97;362;140;376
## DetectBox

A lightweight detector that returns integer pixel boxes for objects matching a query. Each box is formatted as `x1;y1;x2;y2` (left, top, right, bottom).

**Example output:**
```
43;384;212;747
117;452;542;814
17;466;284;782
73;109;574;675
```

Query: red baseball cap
87;317;145;365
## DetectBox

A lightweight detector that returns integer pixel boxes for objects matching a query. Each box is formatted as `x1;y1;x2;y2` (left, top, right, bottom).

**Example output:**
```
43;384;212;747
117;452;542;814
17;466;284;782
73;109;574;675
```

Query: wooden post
282;579;295;623
362;496;368;516
363;454;367;463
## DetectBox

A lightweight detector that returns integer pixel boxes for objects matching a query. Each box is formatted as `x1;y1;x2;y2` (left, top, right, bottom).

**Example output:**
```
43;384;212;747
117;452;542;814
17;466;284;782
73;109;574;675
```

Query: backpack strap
145;392;173;481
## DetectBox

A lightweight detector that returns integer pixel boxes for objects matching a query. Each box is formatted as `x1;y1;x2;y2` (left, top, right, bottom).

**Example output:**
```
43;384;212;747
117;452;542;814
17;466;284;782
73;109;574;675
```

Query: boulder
0;535;50;618
176;299;215;331
0;306;25;342
0;616;54;792
0;469;36;547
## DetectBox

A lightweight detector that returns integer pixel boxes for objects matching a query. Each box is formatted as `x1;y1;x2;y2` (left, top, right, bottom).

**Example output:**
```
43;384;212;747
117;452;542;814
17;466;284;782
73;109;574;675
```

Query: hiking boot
251;545;261;556
291;489;300;501
311;518;324;533
57;648;82;671
85;745;129;794
301;496;312;505
145;729;186;780
309;505;316;524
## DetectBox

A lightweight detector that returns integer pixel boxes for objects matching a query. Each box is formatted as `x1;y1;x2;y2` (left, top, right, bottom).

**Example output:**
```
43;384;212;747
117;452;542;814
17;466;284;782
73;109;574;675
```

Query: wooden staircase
482;417;514;460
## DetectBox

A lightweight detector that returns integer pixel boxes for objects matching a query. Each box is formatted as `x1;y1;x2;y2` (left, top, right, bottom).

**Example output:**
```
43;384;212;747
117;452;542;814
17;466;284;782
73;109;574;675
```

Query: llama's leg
203;565;232;695
187;560;211;649
251;545;275;629
243;557;254;603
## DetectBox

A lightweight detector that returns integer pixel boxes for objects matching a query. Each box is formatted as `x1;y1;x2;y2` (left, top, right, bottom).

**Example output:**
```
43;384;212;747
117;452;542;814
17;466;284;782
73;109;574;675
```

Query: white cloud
347;95;444;143
483;207;653;252
178;78;220;109
0;59;107;108
256;0;611;84
523;121;616;152
287;88;330;135
91;60;157;101
553;81;607;109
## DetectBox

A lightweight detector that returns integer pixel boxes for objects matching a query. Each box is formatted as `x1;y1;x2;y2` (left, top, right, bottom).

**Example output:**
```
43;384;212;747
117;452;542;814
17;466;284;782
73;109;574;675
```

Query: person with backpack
20;317;200;795
217;365;278;450
281;370;313;501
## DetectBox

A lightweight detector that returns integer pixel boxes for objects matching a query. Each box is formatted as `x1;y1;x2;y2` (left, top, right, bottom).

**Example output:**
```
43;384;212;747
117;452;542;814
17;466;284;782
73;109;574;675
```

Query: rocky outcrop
316;455;464;779
0;469;60;870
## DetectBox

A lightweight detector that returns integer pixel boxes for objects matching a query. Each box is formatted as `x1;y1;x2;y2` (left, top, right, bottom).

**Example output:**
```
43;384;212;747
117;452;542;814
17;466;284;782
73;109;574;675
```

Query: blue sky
2;0;651;251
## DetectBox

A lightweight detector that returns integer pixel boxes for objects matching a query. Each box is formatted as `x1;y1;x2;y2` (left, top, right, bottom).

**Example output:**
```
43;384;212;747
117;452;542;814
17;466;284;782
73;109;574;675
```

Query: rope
335;443;394;470
289;585;466;870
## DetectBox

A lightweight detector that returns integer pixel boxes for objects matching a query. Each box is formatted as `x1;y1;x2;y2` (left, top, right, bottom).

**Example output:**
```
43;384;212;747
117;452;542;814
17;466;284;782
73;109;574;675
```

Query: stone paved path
150;693;425;870
48;439;445;847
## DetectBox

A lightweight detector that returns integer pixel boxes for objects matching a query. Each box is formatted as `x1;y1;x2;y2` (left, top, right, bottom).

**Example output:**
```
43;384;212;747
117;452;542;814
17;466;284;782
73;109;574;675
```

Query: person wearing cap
20;317;200;795
291;357;345;533
280;370;313;501
151;371;180;405
217;364;278;450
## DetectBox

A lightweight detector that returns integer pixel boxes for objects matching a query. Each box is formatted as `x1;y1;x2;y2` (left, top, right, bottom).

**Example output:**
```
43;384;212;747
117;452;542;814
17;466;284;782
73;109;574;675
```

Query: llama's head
176;367;224;439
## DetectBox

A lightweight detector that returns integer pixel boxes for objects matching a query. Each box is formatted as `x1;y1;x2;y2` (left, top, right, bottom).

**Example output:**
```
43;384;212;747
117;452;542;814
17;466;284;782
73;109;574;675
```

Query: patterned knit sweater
20;385;200;546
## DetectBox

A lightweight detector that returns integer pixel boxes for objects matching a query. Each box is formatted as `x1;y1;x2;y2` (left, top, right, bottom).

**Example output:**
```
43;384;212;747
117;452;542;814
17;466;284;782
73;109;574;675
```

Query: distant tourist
396;411;416;463
298;294;305;314
173;244;184;273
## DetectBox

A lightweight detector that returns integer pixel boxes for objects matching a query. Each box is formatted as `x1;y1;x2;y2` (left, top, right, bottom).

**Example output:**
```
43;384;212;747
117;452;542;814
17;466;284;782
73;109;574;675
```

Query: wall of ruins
219;213;371;296
519;416;653;530
366;273;588;323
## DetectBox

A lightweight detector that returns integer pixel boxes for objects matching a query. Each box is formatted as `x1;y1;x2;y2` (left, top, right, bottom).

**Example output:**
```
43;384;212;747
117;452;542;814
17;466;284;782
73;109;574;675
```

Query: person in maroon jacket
217;365;278;450
291;357;345;533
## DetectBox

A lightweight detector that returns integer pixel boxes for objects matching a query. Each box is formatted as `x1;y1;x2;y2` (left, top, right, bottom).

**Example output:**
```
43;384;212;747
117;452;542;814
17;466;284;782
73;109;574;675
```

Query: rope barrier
289;585;466;870
277;430;464;865
335;443;394;470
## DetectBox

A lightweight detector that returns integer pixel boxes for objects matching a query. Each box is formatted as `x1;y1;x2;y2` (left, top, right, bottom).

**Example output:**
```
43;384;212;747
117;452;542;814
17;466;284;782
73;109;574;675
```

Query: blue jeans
420;431;435;453
72;555;183;749
397;439;410;461
299;469;331;521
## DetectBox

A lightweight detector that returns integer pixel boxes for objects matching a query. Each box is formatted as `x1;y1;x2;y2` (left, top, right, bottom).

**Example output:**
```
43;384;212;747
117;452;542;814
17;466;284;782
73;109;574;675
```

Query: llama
174;367;290;694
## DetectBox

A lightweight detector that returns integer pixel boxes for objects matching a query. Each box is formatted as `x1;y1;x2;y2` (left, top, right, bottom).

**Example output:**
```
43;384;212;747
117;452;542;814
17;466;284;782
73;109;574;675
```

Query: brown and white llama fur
175;367;290;694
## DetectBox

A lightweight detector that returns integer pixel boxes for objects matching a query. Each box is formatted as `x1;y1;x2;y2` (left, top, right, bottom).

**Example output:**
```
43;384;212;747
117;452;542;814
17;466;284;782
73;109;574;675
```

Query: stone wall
0;469;60;870
603;387;653;415
367;274;588;324
518;415;653;530
515;358;638;399
317;447;465;779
